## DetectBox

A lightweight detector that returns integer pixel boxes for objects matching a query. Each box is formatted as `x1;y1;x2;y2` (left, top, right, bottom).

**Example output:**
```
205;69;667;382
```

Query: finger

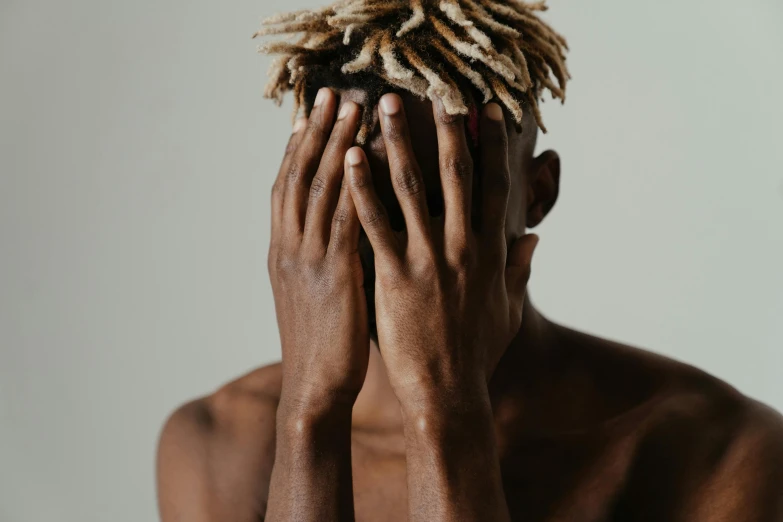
282;87;338;240
345;147;400;265
303;101;361;254
505;234;539;325
480;103;511;245
271;117;307;257
327;175;361;257
432;97;473;252
378;94;431;248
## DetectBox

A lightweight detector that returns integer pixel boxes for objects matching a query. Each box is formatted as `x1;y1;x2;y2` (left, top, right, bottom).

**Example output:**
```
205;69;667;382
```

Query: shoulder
732;398;783;463
553;325;776;422
159;363;283;453
617;384;783;520
680;397;783;521
156;364;283;522
566;329;783;519
159;363;283;450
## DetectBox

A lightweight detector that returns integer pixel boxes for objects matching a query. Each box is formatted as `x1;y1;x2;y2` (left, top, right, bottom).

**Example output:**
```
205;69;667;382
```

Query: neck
352;295;556;431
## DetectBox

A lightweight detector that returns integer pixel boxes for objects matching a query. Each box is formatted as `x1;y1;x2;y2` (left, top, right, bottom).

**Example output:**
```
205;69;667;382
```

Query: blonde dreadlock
254;0;569;144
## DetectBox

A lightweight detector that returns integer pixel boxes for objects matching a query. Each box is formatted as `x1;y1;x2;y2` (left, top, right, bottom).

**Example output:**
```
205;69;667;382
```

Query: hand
345;95;539;410
268;88;368;414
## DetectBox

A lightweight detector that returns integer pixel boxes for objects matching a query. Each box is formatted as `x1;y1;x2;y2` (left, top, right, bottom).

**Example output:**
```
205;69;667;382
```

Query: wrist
277;387;355;439
399;385;494;443
395;371;490;417
279;375;360;412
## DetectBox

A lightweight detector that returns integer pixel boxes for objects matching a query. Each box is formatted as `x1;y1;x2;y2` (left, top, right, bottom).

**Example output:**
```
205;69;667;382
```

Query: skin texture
156;89;783;522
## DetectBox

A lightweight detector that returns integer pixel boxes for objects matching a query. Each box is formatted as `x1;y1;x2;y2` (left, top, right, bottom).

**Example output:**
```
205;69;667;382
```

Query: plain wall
1;0;781;521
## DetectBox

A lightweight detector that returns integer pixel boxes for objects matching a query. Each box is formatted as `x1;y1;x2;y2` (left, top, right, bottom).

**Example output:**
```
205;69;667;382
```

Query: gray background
1;0;781;520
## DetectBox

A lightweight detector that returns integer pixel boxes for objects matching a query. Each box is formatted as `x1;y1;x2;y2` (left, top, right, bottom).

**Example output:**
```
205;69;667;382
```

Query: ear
526;150;560;228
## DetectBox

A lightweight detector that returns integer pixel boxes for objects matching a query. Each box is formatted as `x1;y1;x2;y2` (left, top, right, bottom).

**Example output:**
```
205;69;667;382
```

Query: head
256;0;568;329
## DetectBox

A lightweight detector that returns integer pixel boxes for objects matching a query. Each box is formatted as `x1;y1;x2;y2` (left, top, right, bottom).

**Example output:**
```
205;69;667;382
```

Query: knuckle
411;261;438;284
307;117;329;142
377;269;406;291
309;175;328;200
449;243;474;269
393;165;424;196
442;156;473;182
285;163;306;186
332;208;351;227
362;207;387;228
330;209;352;238
301;265;326;290
384;118;409;144
275;251;299;278
302;253;324;275
410;249;438;277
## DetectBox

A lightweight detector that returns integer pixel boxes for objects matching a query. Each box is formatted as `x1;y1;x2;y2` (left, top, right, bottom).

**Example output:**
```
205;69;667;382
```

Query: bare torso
157;321;783;522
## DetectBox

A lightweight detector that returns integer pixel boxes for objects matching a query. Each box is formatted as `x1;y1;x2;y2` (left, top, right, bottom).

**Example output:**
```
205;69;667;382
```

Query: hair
254;0;570;144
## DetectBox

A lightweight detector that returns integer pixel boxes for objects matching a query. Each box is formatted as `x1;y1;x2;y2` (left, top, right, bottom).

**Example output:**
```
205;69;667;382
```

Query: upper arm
156;390;279;522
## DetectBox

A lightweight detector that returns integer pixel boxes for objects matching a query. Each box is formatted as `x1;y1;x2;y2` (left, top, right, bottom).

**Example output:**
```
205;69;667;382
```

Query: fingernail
347;148;364;166
314;88;328;108
293;118;307;133
486;103;503;121
337;102;354;121
380;94;401;116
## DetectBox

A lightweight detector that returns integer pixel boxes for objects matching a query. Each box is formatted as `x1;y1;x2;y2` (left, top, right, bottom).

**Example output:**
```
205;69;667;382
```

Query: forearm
264;88;367;521
401;390;510;522
265;398;355;522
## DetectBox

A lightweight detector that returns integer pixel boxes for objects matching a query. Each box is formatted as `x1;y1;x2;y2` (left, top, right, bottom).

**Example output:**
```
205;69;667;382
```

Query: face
332;90;561;329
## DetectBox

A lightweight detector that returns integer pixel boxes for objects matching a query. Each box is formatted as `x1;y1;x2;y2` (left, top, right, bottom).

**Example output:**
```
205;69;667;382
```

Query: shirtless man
156;2;783;520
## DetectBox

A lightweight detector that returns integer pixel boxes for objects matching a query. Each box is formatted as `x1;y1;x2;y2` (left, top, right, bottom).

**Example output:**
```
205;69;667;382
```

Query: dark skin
157;88;783;522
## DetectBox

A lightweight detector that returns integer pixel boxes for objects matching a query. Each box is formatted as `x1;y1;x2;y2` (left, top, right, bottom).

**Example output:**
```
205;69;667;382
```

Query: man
157;1;783;520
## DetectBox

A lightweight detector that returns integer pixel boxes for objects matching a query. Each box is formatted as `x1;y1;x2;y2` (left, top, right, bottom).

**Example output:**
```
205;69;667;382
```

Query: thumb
505;233;539;318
